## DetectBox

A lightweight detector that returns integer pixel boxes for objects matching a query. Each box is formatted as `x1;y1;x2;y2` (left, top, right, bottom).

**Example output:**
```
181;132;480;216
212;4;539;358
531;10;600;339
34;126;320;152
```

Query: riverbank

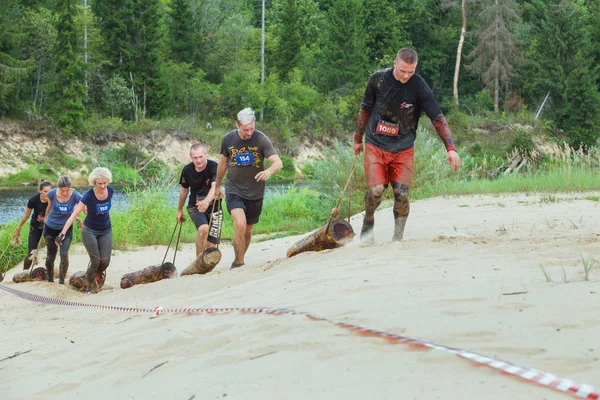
1;193;599;399
0;121;321;188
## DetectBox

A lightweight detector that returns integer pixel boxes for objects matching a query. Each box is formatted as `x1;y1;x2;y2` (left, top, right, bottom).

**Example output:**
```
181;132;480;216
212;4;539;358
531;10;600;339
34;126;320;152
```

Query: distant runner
13;179;52;270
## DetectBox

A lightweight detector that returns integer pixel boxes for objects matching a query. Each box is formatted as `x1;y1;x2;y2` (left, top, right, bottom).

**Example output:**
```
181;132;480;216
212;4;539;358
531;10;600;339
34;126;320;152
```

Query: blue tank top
45;188;83;230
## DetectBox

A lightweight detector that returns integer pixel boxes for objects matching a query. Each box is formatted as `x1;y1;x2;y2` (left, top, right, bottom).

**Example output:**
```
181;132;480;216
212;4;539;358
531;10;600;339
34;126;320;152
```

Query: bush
508;128;534;154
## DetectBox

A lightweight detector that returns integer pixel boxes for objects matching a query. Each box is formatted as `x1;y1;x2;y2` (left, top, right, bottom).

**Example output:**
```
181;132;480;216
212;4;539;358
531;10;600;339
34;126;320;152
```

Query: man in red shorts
353;47;461;243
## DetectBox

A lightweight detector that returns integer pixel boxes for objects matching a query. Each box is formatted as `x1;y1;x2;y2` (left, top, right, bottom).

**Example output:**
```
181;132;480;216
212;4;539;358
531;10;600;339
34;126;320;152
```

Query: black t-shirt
361;68;442;152
179;160;218;207
27;193;48;229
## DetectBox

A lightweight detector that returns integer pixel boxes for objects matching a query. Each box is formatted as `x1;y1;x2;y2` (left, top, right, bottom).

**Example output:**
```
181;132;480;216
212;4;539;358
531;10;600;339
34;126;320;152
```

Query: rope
0;283;598;400
161;222;182;266
327;153;359;227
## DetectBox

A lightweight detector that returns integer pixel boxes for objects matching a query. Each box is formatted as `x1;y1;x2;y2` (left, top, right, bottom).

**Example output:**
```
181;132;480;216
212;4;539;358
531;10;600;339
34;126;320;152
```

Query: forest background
1;0;599;272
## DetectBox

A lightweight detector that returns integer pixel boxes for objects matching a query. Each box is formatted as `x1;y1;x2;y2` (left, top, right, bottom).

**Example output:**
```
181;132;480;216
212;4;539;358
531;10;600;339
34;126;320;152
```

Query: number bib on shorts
375;120;400;137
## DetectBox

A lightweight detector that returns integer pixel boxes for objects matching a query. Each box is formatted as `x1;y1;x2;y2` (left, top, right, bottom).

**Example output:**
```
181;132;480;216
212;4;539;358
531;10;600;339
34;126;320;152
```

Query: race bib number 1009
375;120;399;137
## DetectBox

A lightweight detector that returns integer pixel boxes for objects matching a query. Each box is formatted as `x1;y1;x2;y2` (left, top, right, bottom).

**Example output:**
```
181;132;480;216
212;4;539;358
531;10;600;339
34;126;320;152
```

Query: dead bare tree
468;0;521;112
453;0;467;105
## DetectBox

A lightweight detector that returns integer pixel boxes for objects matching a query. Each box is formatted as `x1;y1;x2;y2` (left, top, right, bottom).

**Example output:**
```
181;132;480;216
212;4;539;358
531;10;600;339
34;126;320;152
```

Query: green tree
268;0;322;81
188;0;254;81
53;0;86;131
399;0;460;95
0;2;31;116
204;13;258;84
523;0;599;147
319;0;369;92
362;0;409;69
168;0;196;64
94;0;167;118
22;7;57;116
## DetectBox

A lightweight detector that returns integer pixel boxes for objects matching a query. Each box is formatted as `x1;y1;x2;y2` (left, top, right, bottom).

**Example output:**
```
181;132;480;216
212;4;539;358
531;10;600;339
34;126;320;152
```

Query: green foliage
522;0;600;146
0;165;55;186
0;0;597;153
168;0;196;64
508;128;535;154
302;142;368;218
319;0;369;92
0;222;28;274
110;184;182;249
269;0;322;81
52;0;86;132
257;186;332;236
44;147;81;170
102;75;133;118
264;155;296;183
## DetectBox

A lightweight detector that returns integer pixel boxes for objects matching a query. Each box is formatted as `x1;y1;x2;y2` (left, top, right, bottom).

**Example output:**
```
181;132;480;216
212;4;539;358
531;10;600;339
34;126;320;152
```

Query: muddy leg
361;184;385;244
391;183;410;241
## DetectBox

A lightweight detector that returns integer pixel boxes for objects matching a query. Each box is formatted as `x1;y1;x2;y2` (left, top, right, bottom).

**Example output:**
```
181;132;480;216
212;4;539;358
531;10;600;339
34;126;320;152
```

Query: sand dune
1;192;599;400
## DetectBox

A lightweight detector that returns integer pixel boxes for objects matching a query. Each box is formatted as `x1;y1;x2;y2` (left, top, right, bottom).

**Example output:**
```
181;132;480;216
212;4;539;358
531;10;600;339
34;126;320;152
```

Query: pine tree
53;0;86;131
468;0;521;112
269;0;322;81
169;0;195;64
319;0;369;92
524;0;599;147
94;0;167;118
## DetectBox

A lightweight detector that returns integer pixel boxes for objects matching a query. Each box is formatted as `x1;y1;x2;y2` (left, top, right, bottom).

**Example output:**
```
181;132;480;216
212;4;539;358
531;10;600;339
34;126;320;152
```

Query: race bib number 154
235;152;255;166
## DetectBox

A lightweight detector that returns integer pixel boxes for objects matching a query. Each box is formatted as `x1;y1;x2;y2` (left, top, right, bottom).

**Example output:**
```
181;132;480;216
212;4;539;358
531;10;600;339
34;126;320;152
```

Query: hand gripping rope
0;283;597;400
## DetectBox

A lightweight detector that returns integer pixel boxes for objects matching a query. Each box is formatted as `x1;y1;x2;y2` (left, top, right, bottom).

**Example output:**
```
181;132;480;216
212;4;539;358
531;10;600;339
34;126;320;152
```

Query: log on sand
69;271;106;291
12;267;47;283
180;247;222;276
287;218;355;258
120;262;178;289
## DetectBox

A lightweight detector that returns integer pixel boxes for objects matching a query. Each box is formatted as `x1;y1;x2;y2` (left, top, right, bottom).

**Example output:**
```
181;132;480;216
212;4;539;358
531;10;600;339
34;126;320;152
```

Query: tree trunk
287;219;355;258
453;0;467;105
181;247;222;276
121;262;178;289
494;55;500;112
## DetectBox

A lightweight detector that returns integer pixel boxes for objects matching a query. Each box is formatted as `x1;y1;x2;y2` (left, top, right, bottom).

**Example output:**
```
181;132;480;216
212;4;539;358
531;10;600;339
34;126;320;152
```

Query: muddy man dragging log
353;47;461;243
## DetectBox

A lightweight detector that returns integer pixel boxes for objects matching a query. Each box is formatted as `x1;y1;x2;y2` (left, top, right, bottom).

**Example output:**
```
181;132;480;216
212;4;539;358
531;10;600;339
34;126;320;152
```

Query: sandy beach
1;192;599;400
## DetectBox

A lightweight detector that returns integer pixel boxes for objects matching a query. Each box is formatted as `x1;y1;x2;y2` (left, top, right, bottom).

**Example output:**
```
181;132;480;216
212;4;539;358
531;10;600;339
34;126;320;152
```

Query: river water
0;184;294;226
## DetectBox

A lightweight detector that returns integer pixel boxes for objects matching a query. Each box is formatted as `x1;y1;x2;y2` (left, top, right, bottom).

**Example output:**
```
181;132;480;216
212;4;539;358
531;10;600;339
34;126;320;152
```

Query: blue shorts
225;193;263;225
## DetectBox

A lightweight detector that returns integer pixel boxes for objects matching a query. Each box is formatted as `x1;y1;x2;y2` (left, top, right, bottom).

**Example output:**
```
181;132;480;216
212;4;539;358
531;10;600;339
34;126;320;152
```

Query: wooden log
69;271;106;291
180;247;222;276
12;267;47;283
287;218;355;258
120;262;178;289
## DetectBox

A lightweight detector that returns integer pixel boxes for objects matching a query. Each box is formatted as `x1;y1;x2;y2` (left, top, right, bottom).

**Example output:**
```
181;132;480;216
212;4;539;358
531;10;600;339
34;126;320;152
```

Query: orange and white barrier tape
1;284;597;399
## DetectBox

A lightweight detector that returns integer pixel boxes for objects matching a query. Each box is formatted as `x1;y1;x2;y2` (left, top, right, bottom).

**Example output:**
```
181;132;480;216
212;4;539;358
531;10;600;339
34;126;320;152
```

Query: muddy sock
392;217;408;241
360;219;375;244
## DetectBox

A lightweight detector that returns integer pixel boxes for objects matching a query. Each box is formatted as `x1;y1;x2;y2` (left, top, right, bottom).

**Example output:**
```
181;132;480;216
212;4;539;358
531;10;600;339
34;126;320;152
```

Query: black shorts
225;193;263;225
187;201;222;244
